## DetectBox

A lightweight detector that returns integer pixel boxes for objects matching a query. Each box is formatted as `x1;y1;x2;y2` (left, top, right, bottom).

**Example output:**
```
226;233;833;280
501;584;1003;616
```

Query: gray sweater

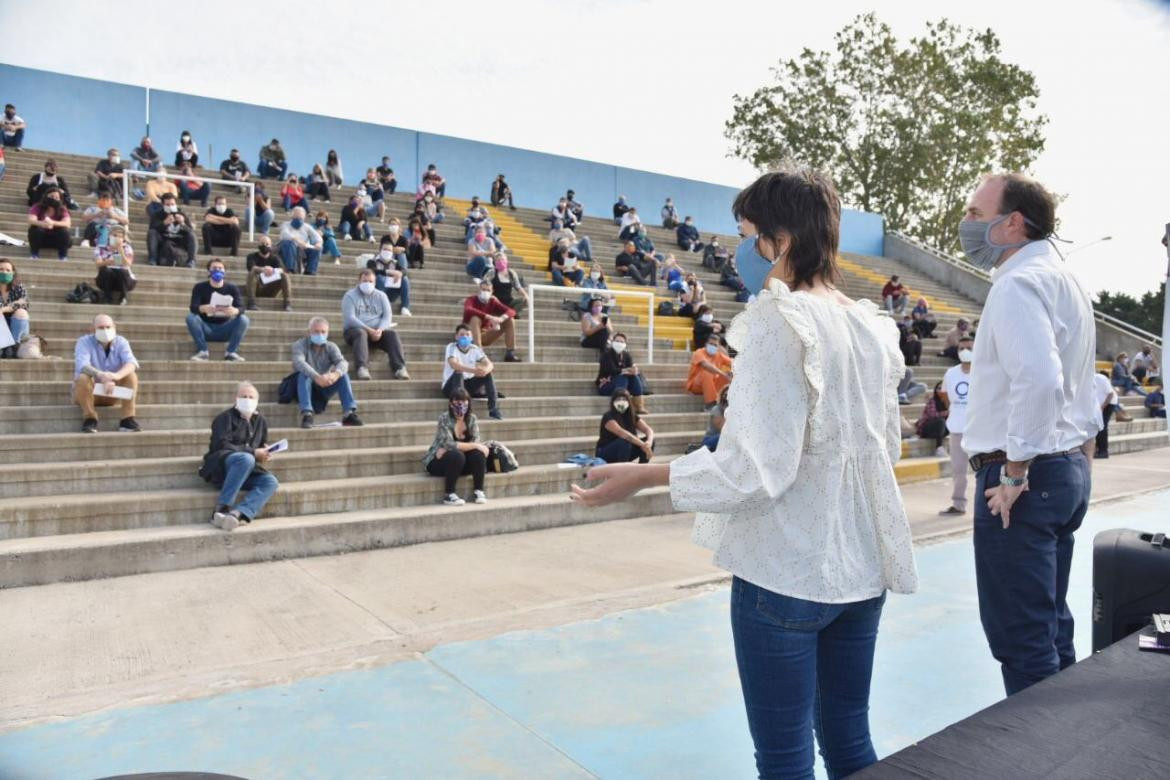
291;336;348;378
342;286;393;331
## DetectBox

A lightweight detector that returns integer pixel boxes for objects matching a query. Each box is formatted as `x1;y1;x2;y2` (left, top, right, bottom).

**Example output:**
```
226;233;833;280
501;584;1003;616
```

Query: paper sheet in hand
93;384;134;400
0;316;13;349
210;292;234;308
266;439;289;454
384;275;402;289
260;268;282;285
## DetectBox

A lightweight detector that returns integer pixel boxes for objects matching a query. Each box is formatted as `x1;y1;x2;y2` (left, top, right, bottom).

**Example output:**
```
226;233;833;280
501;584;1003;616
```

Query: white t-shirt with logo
442;341;487;386
943;364;972;434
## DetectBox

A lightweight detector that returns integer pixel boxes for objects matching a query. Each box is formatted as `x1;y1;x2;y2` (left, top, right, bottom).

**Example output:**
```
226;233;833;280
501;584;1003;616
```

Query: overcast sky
3;0;1167;297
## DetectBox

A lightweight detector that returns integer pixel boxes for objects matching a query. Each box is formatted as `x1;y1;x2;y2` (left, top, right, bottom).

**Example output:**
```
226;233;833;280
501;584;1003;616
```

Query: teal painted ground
2;489;1166;780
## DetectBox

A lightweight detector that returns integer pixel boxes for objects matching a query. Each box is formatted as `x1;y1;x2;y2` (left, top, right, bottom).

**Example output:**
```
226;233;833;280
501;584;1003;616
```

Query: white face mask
612;341;627;354
378;250;394;260
235;397;258;415
214;204;226;214
358;281;376;295
94;327;116;344
477;291;492;303
388;225;400;234
958;349;975;363
110;156;121;165
164;204;178;214
590;272;601;281
699;313;714;324
613;400;630;413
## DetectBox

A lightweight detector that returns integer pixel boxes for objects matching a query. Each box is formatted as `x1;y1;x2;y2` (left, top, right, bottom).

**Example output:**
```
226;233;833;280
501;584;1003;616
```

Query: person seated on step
384;218;422;268
143;166;178;218
594;389;655;464
613;194;631;225
277;206;323;275
26;187;73;261
281;174;309;211
675;216;704;254
678;271;706;318
174;130;199;168
176;161;211;208
420;190;443;223
422;163;446;198
550;197;579;230
897;366;927;405
443;323;504;420
200;381;280;532
718;253;749;297
293;317;364;429
424;387;489;507
2;103;27;150
664;254;687;294
0;259;30;359
549;244;585;287
578;263;609;314
244;236;292;312
81;191;128;248
564;189;584;222
703;235;730;271
73;313;140;434
325;149;344;189
898;316;922;366
1130;344;1159;385
881;274;908;315
596;332;648;409
548;218;594;262
93;226;137;305
27;158;78;209
491;173;514;209
343;268;410;380
187;259;249;362
339;193;374;243
466;226;497;279
614;240;658;287
409;206;436;246
463;196;490;240
661;198;681;229
915;382;950;457
702;385;730;452
202;195;241;257
312;211;343;265
579;297;612;351
685;333;733;409
257;138;288;180
632;225;663;266
462;279;521;362
366;236;413;316
359;170;385;221
147;193;196;266
1112;352;1147;397
87;148;125;200
910;297;937;338
937;318;971;362
618;207;643;241
218;149;251;183
376;155;397;194
307;163;331;202
1146;382;1166;418
131;136;161;174
691;304;725;349
483;253;529;314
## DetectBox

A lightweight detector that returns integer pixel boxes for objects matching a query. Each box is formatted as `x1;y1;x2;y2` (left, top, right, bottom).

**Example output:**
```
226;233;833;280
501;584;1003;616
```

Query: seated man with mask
278;206;324;275
73;313;141;434
199;382;280;532
292;317;363;428
244;235;292;311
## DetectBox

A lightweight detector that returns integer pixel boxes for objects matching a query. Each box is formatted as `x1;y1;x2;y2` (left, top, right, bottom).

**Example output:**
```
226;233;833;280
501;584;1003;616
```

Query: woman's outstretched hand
570;463;669;507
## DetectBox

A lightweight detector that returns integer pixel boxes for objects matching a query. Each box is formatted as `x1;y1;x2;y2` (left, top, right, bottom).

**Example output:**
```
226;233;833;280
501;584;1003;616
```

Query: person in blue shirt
73;313;140;434
1146;384;1166;418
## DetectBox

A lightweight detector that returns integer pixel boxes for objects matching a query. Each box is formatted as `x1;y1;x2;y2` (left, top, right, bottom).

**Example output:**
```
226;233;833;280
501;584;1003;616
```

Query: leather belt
968;447;1082;473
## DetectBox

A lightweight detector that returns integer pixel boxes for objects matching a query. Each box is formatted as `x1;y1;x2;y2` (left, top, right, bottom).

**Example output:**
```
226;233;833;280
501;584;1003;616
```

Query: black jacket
199;407;269;485
597;348;633;388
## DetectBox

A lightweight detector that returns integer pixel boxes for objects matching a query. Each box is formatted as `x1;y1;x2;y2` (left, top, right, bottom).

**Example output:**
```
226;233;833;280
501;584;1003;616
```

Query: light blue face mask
456;335;473;350
310;332;328;346
734;235;775;295
957;214;1036;271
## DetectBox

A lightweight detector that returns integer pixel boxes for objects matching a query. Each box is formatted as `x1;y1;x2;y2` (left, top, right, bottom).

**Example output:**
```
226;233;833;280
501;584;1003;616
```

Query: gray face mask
957;214;1035;271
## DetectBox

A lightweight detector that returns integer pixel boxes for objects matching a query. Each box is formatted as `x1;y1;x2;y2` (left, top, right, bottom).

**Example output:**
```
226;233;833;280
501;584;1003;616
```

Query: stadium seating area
0;147;1162;588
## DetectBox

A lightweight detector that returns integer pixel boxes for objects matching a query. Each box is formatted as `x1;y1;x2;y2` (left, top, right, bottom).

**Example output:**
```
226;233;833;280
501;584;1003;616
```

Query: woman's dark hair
448;387;471;407
932;382;949;412
327;149;339;163
998;174;1056;240
732;166;842;289
695;304;711;317
611;388;638;425
0;257;19;286
179;130;191;140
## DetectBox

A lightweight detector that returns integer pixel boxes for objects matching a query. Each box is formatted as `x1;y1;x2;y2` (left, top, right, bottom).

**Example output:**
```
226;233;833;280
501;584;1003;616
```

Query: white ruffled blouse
669;279;918;602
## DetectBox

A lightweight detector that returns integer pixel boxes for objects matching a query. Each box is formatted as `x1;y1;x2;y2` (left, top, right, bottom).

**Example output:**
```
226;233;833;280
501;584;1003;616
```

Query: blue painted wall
0;62;885;255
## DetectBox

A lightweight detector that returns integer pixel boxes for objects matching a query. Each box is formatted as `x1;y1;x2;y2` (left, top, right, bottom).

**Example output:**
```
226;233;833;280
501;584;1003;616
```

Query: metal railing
122;169;255;242
525;284;657;364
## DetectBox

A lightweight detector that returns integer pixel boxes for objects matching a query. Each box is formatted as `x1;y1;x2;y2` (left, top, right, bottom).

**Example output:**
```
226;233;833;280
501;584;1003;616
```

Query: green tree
1094;284;1165;338
725;13;1048;253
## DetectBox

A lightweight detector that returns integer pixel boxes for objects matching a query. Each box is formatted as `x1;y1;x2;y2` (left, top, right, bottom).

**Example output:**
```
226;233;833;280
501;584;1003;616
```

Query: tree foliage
1094;284;1165;339
725;13;1048;252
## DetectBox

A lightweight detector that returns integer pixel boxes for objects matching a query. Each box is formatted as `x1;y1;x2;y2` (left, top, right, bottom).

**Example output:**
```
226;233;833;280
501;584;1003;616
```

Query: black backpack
657;301;675;317
65;282;101;304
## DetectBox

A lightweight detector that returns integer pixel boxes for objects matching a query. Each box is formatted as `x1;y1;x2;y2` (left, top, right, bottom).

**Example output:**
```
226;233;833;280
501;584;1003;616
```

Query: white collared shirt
962;240;1100;461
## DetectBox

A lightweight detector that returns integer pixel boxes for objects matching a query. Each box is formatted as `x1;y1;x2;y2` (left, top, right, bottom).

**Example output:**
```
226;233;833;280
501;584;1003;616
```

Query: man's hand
103;381;116;396
255;447;271;464
369;328;383;341
985;475;1029;529
313;374;331;388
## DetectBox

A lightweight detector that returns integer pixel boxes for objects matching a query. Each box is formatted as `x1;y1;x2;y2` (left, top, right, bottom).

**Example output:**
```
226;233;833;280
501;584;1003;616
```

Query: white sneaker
224;351;246;362
191;350;210;361
394;367;411;380
356;365;372;380
443;493;466;506
211;510;240;531
473;490;487;504
934;446;947;457
342;235;351;241
399;307;412;317
80;239;91;248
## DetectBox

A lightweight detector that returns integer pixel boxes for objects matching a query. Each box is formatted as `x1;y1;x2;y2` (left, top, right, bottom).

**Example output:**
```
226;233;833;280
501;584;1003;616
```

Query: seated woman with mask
594;389;655;464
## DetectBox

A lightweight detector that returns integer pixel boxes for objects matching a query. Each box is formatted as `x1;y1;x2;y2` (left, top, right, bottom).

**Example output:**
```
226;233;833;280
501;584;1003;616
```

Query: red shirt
882;281;905;298
463;294;515;328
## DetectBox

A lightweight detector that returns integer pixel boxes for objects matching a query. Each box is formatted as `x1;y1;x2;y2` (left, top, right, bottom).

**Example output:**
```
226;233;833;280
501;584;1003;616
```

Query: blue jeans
731;577;886;780
466;256;490;278
0;161;5;181
702;433;721;452
258;158;288;179
277;240;321;274
1116;375;1147;396
340;220;372;241
185;313;249;353
180;183;211;207
2;128;23;147
321;230;341;258
282;194;309;211
597;373;645;397
5;313;29;343
297;372;356;414
974;452;1091;695
595;437;650;464
376;275;411;309
245;207;276;235
552;268;584;286
217;451;279;520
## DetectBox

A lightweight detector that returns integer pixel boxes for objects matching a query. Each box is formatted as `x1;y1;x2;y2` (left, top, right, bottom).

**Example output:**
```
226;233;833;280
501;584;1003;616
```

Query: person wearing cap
491;174;514;209
219;149;251;182
257;139;288;179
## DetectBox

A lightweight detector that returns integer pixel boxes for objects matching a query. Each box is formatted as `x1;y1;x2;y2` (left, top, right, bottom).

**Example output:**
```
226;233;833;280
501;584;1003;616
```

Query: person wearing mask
26;187;72;261
293;317;363;429
174;131;199;168
676;216;703;253
899;318;922;366
462;197;489;239
307;163;331;202
719;254;749;299
466;228;496;279
244;236;292;312
423;388;488;506
147;192;196;267
1111;351;1147;396
700;386;730;452
81;191;129;247
0;259;30;358
325;150;344;189
186;259;249;362
422;163;446;198
916;382;950;455
491;173;514;209
360;169;386;216
1145;382;1166;418
73;313;140;433
578;264;608;313
483;253;528;313
202;195;242;257
92;226;136;306
661;198;681;229
27;158;77;208
594;389;655;464
130;136;160;199
376;156;397;194
664;255;686;294
384;218;422;268
442;323;503;420
958;174;1097;697
703;236;730;271
219;149;251;182
87;148;125;199
549;245;585;287
632;225;662;265
143;166;179;217
199;382;280;531
596;332;647;411
571;168;917;779
678;272;706;318
549;219;594;262
278;207;324;275
579;298;611;350
691;304;725;348
257;139;288;180
564;189;584;222
245;181;277;235
612;195;630;225
938;335;975;514
366;237;413;316
176;161;210;208
550;198;578;230
343;268;410;380
881;274;908;315
937;318;971;361
1129;344;1159;384
910;297;938;338
281;174;309;211
339;194;374;242
2;103;26;149
686;333;733;407
421;191;444;223
462;280;520;362
614;240;658;287
310;211;342;264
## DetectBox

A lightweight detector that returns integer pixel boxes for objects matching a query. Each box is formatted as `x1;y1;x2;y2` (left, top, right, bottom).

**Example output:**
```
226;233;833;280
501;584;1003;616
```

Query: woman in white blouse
572;168;917;779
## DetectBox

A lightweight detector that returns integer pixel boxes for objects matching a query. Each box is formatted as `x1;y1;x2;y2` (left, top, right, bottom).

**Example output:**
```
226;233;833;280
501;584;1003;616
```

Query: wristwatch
999;472;1028;488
